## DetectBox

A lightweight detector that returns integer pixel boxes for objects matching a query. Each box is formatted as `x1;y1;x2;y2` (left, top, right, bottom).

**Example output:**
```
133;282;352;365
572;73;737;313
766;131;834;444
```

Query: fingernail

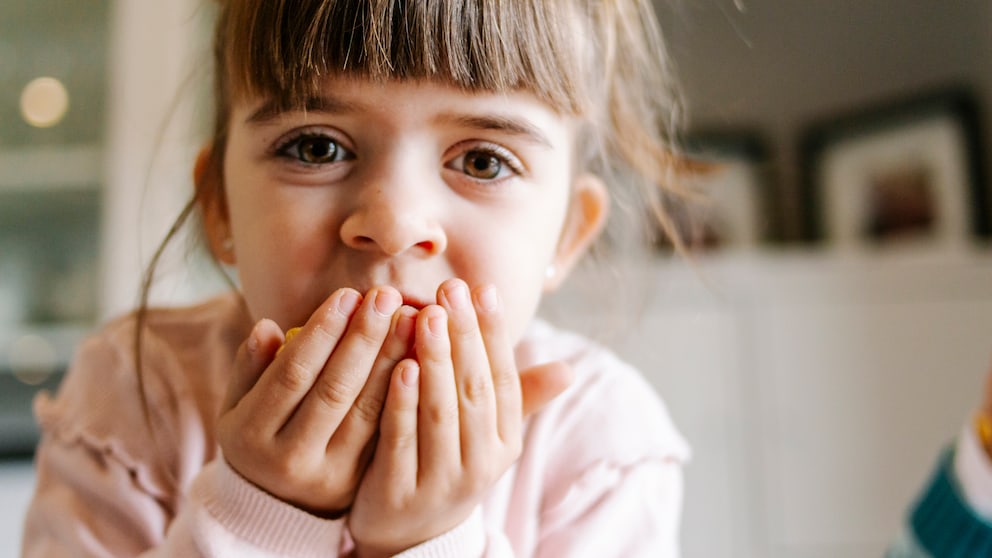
400;361;420;387
442;281;470;310
337;290;361;315
427;308;446;337
373;288;402;316
393;307;417;340
477;285;499;312
247;323;262;355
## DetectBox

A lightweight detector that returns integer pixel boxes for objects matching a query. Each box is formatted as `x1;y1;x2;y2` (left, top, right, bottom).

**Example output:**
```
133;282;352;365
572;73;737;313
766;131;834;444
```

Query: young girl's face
206;76;606;344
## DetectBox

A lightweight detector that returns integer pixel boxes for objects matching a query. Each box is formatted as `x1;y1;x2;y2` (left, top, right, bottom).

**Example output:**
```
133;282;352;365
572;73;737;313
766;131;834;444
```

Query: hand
348;280;572;556
217;286;416;516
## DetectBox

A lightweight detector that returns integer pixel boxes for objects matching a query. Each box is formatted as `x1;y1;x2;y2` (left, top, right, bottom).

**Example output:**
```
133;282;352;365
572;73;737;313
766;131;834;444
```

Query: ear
194;145;235;265
545;173;609;291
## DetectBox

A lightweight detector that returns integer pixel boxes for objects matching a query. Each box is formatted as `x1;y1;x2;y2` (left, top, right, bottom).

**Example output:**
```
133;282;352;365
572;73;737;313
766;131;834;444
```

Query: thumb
519;361;574;418
222;319;284;413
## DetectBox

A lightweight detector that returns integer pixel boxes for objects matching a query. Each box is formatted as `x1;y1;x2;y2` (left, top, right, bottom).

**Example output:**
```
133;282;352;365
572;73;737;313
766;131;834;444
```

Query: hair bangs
218;0;589;115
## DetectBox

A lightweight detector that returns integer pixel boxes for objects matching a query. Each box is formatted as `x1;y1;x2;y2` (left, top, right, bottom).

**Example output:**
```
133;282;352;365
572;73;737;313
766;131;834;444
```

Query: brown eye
298;136;339;164
463;150;503;179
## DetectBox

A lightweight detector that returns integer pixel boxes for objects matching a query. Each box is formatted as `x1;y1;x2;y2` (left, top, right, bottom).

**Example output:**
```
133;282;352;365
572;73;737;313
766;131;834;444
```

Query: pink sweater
22;293;689;557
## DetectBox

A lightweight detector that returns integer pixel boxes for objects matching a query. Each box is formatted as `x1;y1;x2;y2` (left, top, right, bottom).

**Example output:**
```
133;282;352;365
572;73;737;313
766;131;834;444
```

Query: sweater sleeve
23;435;346;557
953;422;992;518
383;459;683;558
886;446;992;558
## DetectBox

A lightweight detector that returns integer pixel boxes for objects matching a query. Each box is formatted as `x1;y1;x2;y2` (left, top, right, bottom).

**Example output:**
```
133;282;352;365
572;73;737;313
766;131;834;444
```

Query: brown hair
192;0;687;243
136;0;689;437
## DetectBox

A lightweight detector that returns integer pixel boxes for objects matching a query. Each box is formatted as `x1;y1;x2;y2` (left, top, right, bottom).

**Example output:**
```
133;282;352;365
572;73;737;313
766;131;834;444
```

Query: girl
23;0;690;556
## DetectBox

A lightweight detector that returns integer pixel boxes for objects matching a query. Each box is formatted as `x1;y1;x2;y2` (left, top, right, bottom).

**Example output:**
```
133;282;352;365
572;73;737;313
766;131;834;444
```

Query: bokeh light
19;76;69;128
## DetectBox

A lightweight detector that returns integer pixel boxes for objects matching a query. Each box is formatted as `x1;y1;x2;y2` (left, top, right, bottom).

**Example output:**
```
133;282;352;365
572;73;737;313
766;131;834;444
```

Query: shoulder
52;292;248;406
34;293;250;486
517;319;690;468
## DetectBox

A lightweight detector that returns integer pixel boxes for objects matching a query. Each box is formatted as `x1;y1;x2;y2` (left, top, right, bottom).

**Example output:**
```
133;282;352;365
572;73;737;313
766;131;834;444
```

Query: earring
221;237;234;254
545;264;556;281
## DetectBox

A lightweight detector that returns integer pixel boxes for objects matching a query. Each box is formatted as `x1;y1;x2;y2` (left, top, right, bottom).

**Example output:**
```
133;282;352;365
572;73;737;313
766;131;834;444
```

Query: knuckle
351;392;385;425
277;358;315;393
381;338;409;364
449;315;478;337
389;430;418;452
425;401;458;425
351;326;383;350
491;368;519;393
313;376;355;411
460;371;492;405
348;314;388;348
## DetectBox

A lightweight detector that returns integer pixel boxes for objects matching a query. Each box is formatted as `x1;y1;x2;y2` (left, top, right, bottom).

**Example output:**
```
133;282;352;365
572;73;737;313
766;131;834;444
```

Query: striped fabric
887;449;992;558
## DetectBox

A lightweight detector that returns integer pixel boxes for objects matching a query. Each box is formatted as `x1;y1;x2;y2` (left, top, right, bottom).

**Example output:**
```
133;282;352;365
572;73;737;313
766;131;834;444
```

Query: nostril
353;235;376;247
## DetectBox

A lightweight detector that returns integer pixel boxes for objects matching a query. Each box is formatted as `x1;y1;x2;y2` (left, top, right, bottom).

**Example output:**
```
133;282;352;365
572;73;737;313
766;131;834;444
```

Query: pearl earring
221;237;234;254
545;264;556;281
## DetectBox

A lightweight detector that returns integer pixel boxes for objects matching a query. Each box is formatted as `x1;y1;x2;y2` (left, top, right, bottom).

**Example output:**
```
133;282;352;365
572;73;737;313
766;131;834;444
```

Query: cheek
224;190;333;325
457;212;563;343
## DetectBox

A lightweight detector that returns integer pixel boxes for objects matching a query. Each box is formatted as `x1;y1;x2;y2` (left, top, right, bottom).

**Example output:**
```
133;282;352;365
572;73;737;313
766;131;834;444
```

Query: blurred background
1;1;991;556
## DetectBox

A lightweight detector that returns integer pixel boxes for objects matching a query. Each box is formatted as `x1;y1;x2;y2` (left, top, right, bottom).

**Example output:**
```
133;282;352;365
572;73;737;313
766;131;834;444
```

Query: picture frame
662;131;773;253
799;89;988;250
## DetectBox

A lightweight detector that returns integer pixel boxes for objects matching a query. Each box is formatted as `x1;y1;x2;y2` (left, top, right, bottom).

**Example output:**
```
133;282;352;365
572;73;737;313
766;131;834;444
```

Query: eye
448;145;522;181
464;151;503;179
277;133;353;165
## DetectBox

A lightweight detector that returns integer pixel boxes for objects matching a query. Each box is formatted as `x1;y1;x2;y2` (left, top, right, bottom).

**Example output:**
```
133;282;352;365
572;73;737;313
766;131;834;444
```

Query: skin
197;76;609;554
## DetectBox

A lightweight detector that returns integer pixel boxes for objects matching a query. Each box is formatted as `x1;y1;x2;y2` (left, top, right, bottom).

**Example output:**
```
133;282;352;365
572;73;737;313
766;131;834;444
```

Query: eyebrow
436;114;553;148
244;95;362;125
245;95;554;149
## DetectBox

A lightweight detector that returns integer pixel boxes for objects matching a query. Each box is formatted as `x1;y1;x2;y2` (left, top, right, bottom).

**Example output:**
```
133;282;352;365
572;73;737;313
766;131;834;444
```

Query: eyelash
448;143;525;180
271;129;525;180
273;129;353;166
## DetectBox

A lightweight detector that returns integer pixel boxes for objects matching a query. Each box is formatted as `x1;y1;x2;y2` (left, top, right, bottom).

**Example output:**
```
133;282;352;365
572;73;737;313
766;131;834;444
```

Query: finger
415;305;461;477
222;319;284;414
241;288;361;431
375;359;421;490
335;302;418;450
519;361;574;417
472;285;522;443
438;279;496;465
284;286;402;445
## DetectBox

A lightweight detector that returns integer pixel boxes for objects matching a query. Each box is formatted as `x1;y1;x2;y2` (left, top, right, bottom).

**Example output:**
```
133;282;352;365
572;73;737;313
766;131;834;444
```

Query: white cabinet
544;250;992;557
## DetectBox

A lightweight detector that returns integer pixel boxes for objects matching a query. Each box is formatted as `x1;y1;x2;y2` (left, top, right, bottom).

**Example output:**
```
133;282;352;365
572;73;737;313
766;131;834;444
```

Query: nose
339;180;448;257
